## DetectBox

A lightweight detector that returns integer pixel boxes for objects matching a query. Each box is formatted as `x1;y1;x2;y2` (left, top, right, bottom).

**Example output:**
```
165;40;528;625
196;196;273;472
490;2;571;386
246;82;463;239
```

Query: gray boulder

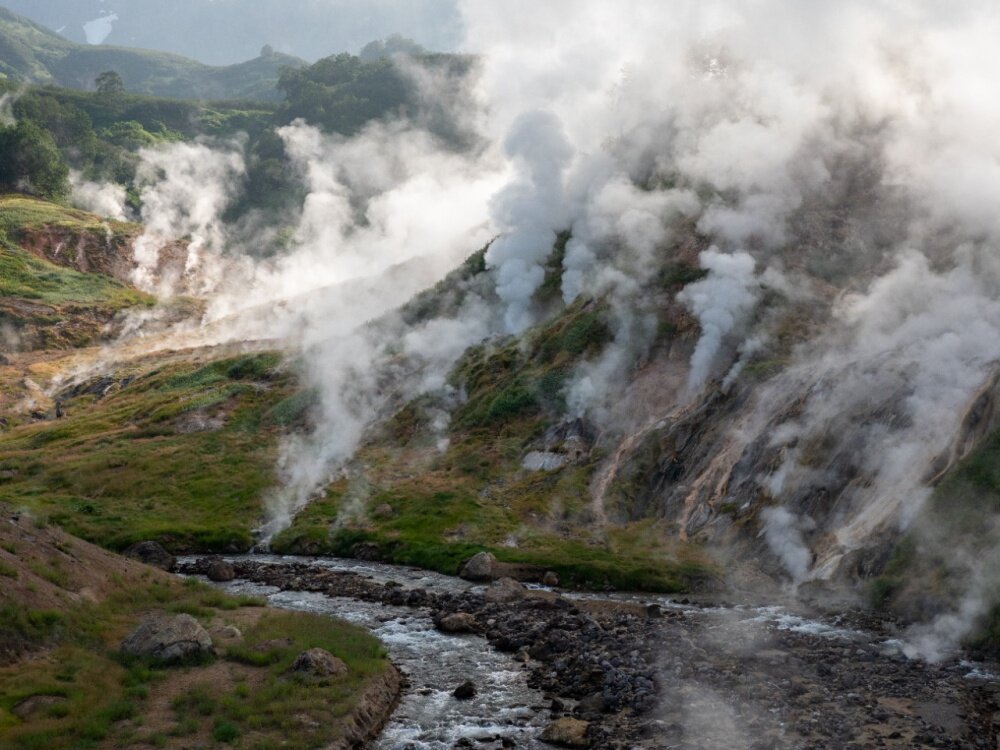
485;577;528;603
121;613;213;663
123;541;176;571
437;612;477;633
288;647;348;678
459;551;496;581
206;558;235;582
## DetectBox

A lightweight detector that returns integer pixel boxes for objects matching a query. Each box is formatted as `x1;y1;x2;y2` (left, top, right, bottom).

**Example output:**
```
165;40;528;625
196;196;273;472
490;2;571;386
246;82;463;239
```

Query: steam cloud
69;170;129;221
76;0;1000;659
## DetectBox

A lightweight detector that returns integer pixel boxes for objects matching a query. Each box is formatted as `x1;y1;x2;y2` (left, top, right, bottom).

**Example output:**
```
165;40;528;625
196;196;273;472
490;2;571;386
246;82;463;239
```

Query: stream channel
183;554;1000;750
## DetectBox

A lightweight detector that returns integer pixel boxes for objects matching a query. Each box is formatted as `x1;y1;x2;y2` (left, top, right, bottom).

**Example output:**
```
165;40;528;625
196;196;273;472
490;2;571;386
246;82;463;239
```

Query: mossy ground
0;240;148;308
0;352;295;552
0;574;387;750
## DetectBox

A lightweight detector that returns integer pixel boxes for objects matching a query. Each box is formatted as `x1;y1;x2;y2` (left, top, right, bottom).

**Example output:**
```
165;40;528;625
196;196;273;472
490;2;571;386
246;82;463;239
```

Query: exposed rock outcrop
328;664;403;750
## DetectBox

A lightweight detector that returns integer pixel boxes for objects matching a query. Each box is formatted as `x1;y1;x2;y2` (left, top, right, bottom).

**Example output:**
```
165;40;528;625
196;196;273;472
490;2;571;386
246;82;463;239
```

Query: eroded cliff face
1;212;210;353
14;223;141;284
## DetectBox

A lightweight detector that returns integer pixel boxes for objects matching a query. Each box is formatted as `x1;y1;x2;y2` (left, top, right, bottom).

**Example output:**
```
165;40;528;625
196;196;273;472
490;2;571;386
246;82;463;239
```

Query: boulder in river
542;571;560;587
206;558;235;582
541;717;591;747
437;612;477;633
120;613;213;663
288;647;348;678
485;577;528;603
459;551;496;581
453;680;477;700
123;540;176;571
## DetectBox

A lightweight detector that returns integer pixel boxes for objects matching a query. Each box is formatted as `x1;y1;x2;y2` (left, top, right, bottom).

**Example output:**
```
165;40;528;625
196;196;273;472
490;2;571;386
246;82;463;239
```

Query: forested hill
0;6;305;101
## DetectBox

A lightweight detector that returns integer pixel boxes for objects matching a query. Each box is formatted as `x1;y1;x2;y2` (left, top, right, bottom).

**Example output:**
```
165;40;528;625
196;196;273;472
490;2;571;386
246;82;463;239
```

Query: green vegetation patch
0;240;149;308
0;572;387;750
0;352;295;553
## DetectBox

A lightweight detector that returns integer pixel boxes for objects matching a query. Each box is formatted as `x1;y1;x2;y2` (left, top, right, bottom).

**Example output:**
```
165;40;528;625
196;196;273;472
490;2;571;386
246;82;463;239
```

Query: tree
0;121;70;200
95;70;125;102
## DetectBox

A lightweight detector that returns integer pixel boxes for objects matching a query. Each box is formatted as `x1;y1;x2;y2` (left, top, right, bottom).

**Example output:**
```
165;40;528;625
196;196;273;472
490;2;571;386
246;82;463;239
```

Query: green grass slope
272;290;716;593
0;195;153;349
0;508;390;750
0;352;298;552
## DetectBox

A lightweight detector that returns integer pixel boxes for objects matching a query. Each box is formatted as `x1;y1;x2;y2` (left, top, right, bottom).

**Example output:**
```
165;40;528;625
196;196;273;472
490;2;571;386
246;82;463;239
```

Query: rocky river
179;555;1000;749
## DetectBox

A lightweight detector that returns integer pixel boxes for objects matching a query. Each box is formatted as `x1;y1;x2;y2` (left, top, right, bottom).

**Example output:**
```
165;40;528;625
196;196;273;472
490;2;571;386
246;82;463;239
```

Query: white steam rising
678;249;759;390
759;506;815;584
132;140;246;295
485;110;572;333
69;171;129;221
74;0;1000;654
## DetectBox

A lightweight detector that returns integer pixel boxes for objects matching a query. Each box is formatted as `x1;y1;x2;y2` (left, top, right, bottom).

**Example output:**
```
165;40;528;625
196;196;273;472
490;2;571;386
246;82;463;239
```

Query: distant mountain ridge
0;6;305;101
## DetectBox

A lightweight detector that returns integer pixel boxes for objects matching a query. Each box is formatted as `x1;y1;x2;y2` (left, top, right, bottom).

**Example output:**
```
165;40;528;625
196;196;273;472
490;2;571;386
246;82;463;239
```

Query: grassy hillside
0;351;297;551
0;7;305;101
0;508;390;750
0;195;153;349
270;285;715;592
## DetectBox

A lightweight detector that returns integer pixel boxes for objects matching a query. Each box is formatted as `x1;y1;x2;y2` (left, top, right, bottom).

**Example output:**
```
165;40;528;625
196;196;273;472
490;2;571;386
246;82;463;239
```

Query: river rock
459;551;496;581
289;647;348;677
575;693;607;717
206;558;235;582
123;540;176;571
438;612;477;633
453;680;477;700
353;542;382;561
485;577;528;603
542;571;560;587
540;717;590;747
120;613;213;663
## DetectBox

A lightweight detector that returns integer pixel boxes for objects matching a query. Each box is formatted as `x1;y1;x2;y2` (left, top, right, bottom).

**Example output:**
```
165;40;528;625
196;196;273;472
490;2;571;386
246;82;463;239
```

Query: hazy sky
6;0;463;64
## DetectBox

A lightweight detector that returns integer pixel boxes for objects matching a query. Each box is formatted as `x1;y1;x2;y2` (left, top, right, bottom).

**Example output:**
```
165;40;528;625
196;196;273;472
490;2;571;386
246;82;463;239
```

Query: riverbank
182;555;1000;749
0;509;400;750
